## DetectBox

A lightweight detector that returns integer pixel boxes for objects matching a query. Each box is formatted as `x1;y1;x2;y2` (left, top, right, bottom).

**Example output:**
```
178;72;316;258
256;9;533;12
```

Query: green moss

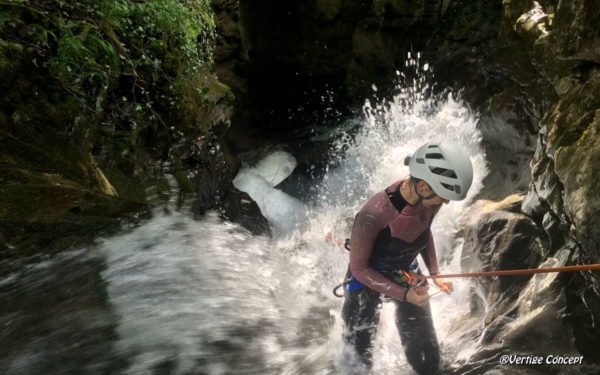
0;40;24;90
554;131;583;150
204;77;235;105
579;127;590;143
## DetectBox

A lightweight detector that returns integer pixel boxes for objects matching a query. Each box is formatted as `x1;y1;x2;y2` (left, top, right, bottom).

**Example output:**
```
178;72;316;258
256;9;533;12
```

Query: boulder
459;195;546;327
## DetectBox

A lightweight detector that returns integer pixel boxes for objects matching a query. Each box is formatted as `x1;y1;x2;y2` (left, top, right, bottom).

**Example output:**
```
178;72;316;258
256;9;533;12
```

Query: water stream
4;57;581;374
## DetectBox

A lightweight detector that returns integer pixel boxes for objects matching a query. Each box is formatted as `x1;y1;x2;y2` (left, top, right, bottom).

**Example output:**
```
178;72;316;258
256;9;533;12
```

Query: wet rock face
526;73;600;360
546;72;600;255
221;188;271;236
179;136;270;236
420;0;600;359
459;195;546;324
552;0;600;64
456;196;584;372
499;1;600;361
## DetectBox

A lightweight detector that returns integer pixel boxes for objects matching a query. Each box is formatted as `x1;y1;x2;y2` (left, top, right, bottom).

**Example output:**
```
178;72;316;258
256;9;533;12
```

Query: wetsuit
342;178;441;374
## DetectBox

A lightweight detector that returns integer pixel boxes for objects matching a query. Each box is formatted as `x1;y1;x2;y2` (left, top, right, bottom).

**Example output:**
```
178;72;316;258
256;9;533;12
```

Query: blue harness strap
345;261;421;292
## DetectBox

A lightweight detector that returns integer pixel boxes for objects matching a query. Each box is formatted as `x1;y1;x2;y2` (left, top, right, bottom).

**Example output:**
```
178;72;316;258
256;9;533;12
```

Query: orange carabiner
401;270;419;287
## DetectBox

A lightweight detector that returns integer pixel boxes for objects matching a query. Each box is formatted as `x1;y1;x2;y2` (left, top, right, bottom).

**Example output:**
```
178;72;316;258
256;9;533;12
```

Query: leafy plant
1;0;216;154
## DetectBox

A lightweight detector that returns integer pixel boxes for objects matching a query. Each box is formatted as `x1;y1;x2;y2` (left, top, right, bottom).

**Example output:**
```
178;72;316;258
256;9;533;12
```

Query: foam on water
233;150;307;234
242;150;298;187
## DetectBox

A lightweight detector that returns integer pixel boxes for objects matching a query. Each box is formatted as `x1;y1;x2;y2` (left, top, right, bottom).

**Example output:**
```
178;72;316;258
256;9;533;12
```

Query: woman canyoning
341;140;473;374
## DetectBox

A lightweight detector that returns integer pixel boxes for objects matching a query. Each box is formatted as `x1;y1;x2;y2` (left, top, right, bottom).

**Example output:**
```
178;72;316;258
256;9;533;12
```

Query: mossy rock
546;69;600;150
554;108;600;256
0;181;148;257
551;0;600;63
0;40;25;94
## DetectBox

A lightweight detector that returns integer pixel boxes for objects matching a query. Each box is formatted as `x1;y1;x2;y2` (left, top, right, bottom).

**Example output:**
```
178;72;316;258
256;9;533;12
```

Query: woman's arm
421;231;453;293
420;231;440;275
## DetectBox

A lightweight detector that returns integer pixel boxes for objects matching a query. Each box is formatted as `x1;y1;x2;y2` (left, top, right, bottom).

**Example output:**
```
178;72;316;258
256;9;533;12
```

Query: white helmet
407;140;473;201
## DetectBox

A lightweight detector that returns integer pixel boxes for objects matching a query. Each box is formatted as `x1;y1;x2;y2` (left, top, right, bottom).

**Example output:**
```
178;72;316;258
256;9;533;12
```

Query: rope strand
424;264;600;279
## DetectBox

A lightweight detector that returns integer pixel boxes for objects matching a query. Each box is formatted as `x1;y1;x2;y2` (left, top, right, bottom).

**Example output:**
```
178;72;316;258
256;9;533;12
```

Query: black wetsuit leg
342;287;381;370
394;300;441;375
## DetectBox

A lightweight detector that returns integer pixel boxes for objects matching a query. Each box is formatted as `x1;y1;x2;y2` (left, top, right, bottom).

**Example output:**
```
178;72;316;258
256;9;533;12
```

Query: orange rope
324;234;600;280
424;264;600;279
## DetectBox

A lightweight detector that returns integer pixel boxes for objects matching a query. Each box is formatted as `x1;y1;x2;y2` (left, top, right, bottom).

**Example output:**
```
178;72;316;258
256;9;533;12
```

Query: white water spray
233;150;307;234
100;55;489;375
306;56;489;374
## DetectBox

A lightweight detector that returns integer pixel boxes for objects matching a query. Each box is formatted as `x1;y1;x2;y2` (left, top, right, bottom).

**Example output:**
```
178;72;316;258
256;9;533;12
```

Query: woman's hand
405;285;430;307
433;277;453;294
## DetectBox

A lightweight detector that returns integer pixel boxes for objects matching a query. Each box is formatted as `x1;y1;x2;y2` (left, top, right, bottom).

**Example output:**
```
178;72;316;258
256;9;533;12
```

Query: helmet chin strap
416;191;437;201
415;188;437;202
414;186;437;223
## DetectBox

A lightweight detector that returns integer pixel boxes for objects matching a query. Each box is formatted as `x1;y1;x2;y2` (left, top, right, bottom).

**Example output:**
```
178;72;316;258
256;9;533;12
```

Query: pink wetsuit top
349;178;441;301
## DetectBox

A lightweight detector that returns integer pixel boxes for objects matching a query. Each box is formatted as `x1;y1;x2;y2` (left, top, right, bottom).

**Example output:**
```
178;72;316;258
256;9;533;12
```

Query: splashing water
177;55;490;373
233;149;307;235
1;56;491;375
306;56;489;374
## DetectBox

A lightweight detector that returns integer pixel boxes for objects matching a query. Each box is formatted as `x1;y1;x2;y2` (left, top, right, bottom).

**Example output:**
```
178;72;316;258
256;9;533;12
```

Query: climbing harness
333;259;425;301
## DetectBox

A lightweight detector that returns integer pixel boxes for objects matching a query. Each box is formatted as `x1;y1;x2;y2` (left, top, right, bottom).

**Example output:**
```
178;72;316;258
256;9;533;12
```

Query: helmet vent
425;153;444;159
429;167;457;179
416;158;425;164
454;185;461;194
441;183;455;192
427;144;439;149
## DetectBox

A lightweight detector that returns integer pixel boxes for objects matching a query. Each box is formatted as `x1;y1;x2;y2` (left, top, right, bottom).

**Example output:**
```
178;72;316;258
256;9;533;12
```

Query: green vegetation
0;1;218;253
1;0;215;134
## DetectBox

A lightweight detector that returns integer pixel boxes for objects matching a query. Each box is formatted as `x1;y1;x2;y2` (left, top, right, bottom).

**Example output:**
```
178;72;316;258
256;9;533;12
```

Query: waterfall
1;56;490;374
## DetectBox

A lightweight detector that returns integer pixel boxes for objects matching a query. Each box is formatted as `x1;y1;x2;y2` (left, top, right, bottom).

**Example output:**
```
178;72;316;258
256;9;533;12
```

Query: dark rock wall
216;0;452;149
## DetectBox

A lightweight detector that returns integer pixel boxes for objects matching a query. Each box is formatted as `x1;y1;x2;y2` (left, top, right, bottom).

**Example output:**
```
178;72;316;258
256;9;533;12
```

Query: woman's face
416;181;449;207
